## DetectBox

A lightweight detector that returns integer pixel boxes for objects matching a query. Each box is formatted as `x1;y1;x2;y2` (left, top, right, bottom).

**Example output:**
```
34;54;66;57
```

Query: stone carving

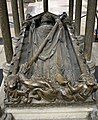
5;72;98;104
4;12;98;105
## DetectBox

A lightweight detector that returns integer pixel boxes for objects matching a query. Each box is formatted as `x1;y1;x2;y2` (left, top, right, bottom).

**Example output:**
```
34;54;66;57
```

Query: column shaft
75;0;82;36
69;0;74;21
43;0;48;12
11;0;20;37
18;0;25;26
0;0;13;63
84;0;97;61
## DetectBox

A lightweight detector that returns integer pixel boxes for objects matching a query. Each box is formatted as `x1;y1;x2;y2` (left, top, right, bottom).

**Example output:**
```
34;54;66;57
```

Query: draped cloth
26;19;75;84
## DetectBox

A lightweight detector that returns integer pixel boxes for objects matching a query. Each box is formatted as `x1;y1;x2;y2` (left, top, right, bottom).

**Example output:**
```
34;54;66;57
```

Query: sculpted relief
4;12;98;106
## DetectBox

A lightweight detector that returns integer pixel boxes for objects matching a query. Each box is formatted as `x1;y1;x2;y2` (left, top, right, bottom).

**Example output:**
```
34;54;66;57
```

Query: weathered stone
4;12;98;107
5;106;95;120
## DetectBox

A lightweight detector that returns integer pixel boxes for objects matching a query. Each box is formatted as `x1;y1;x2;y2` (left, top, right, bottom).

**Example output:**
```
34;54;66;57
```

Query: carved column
69;0;74;21
43;0;48;12
0;0;13;64
75;0;82;36
84;0;97;61
18;0;25;26
11;0;20;37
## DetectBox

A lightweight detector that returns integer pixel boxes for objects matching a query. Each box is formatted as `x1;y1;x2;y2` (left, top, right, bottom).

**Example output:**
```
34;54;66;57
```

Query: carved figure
62;74;98;102
4;12;98;105
19;12;73;82
5;73;58;104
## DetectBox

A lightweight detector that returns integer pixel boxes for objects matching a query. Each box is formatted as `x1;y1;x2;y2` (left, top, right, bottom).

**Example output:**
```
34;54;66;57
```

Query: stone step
5;106;95;120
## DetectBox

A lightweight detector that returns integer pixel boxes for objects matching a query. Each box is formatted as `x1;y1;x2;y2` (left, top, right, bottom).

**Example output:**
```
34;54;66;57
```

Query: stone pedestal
5;106;96;120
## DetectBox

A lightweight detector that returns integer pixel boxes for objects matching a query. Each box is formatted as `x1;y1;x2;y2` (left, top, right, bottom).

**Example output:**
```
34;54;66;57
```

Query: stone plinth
5;106;96;120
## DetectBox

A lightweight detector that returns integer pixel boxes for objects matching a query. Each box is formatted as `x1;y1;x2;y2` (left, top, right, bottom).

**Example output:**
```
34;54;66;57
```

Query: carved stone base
5;106;96;120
